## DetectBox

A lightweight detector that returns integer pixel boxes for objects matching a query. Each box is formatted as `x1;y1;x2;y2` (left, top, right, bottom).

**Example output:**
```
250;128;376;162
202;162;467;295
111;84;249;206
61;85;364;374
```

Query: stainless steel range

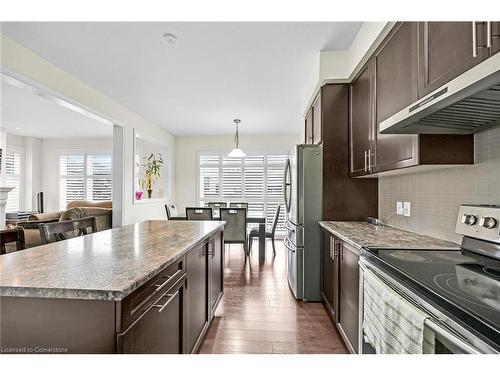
359;204;500;354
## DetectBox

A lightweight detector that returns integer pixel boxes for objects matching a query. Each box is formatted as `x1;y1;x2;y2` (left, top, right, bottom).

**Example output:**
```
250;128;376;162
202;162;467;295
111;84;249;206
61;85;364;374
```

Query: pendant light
227;119;246;158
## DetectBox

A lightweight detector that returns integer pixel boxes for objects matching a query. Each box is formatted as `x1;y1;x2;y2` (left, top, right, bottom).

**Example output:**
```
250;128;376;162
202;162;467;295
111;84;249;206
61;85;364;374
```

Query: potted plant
138;152;164;199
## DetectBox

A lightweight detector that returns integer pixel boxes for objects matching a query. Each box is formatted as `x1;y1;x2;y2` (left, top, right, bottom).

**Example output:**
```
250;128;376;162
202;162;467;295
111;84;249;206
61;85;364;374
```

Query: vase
147;189;153;199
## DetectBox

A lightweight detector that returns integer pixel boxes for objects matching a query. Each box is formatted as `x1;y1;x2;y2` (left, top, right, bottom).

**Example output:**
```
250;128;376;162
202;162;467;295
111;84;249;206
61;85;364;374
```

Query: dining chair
186;207;213;220
165;204;179;219
249;205;281;256
220;207;248;255
229;202;248;209
0;227;26;255
208;202;227;216
39;217;97;244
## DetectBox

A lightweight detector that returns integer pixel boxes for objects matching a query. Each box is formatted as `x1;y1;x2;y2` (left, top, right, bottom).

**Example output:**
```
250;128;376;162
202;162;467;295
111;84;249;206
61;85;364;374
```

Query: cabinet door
491;22;500;56
337;242;360;353
210;233;223;314
119;279;185;354
322;233;337;321
187;243;208;353
305;108;313;144
349;61;375;176
312;93;322;144
418;21;489;98
375;22;419;172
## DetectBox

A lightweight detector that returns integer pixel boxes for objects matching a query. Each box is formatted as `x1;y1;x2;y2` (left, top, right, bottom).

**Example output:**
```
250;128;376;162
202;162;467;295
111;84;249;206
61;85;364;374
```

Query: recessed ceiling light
15;127;20;130
162;33;177;45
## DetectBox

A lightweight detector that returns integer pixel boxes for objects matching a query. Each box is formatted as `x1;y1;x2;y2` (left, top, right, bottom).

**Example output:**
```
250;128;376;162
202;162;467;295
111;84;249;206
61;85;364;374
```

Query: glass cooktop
364;248;500;338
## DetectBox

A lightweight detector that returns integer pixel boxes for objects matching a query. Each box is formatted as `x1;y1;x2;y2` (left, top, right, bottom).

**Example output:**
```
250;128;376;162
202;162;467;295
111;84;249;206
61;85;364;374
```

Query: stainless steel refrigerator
283;144;322;302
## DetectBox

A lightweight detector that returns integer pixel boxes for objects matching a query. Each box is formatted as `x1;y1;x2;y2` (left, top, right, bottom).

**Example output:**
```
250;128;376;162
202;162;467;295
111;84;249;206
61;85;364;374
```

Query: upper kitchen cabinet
375;22;419;172
305;107;314;144
312;93;322;144
304;93;322;144
417;21;490;98
492;22;500;55
349;60;376;177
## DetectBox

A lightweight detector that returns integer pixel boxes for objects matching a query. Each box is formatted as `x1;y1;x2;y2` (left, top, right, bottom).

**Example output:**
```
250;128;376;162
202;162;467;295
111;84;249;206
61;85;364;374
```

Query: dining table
169;214;267;261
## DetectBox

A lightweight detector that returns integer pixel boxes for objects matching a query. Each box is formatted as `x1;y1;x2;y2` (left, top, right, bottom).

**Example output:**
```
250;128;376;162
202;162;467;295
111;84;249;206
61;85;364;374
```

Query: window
59;151;112;209
5;146;23;213
198;152;287;235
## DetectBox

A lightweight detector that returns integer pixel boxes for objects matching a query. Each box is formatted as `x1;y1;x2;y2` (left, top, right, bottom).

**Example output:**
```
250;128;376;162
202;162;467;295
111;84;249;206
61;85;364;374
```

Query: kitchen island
0;220;224;354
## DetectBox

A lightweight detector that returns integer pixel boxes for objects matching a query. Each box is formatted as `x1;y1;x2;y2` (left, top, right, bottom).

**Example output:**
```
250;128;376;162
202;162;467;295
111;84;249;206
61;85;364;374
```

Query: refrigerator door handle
284;220;296;232
284;236;296;253
283;159;292;213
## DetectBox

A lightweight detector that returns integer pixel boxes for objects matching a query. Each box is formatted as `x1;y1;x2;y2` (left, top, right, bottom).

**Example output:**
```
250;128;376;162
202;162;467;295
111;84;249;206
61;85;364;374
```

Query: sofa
19;200;113;248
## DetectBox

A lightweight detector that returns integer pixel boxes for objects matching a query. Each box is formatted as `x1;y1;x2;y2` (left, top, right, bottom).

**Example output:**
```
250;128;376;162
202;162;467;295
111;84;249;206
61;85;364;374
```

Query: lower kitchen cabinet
322;232;338;321
209;232;224;315
337;241;360;353
119;277;186;354
187;242;209;353
321;230;360;353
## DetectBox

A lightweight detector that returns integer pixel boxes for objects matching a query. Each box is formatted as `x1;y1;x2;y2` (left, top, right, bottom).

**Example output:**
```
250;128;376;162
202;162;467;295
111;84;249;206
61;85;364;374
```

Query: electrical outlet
396;201;404;215
403;202;411;217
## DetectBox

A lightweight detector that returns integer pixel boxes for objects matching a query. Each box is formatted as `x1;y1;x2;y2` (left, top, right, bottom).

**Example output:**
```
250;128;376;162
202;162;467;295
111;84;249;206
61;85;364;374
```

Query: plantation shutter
5;147;22;212
59;152;112;209
198;152;287;235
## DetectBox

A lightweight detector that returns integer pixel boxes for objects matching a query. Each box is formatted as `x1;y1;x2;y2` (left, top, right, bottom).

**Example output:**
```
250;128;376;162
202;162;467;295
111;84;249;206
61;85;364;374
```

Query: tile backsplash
379;126;500;244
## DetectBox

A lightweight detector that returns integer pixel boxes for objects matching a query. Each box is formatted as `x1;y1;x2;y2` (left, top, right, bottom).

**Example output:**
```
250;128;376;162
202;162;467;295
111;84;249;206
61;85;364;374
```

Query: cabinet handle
368;149;373;172
364;150;368;172
330;237;334;259
153;290;180;313
487;21;492;49
472;21;478;57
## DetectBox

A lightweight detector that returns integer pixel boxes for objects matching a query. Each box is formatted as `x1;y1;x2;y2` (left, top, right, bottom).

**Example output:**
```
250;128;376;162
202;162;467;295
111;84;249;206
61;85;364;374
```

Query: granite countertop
0;220;224;301
319;221;460;250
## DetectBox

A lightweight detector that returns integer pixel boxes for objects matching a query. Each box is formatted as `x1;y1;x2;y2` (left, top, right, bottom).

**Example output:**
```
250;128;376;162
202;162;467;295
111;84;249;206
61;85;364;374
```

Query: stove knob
479;216;497;229
461;214;477;226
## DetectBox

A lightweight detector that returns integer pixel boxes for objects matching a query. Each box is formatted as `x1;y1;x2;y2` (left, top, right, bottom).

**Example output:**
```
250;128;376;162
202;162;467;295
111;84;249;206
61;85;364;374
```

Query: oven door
424;320;481;354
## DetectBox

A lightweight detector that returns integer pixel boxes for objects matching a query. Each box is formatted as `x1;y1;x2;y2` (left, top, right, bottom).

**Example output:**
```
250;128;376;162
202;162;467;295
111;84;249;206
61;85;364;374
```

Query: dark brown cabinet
491;22;500;56
305;108;313;144
120;278;186;354
209;232;224;315
322;232;338;321
349;61;376;176
375;22;419;172
337;242;360;354
349;22;475;177
187;242;208;353
304;93;322;144
312;93;322;144
417;21;489;98
321;230;360;353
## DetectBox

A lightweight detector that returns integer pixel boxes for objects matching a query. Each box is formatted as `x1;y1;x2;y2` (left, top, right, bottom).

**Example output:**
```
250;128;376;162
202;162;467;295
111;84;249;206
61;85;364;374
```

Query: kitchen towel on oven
363;268;430;354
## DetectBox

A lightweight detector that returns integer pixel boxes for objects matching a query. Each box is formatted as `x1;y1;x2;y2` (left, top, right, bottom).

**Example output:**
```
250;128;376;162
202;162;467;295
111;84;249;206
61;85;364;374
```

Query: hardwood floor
198;239;348;354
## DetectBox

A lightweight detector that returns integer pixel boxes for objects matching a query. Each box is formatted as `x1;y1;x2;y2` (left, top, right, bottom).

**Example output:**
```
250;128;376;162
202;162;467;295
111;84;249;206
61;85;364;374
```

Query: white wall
175;134;301;211
1;33;176;225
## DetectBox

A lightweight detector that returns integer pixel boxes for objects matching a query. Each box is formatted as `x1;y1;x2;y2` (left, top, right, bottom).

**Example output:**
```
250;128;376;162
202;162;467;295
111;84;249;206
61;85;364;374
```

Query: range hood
380;52;500;134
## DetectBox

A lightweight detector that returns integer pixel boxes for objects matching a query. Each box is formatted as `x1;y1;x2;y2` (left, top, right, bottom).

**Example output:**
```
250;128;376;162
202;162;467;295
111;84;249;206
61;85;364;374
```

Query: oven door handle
424;319;481;354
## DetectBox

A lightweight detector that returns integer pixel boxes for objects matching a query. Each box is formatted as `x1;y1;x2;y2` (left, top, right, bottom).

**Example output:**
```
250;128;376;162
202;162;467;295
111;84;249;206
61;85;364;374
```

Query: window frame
5;145;25;213
57;149;112;210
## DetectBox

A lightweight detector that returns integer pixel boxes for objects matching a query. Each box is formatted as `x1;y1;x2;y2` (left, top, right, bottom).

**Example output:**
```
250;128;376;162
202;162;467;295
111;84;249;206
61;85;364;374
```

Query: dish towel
363;268;431;354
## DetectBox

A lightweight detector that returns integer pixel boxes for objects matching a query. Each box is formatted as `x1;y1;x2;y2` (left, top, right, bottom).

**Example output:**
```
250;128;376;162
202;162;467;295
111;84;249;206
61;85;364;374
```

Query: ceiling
1;80;113;139
1;22;362;136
